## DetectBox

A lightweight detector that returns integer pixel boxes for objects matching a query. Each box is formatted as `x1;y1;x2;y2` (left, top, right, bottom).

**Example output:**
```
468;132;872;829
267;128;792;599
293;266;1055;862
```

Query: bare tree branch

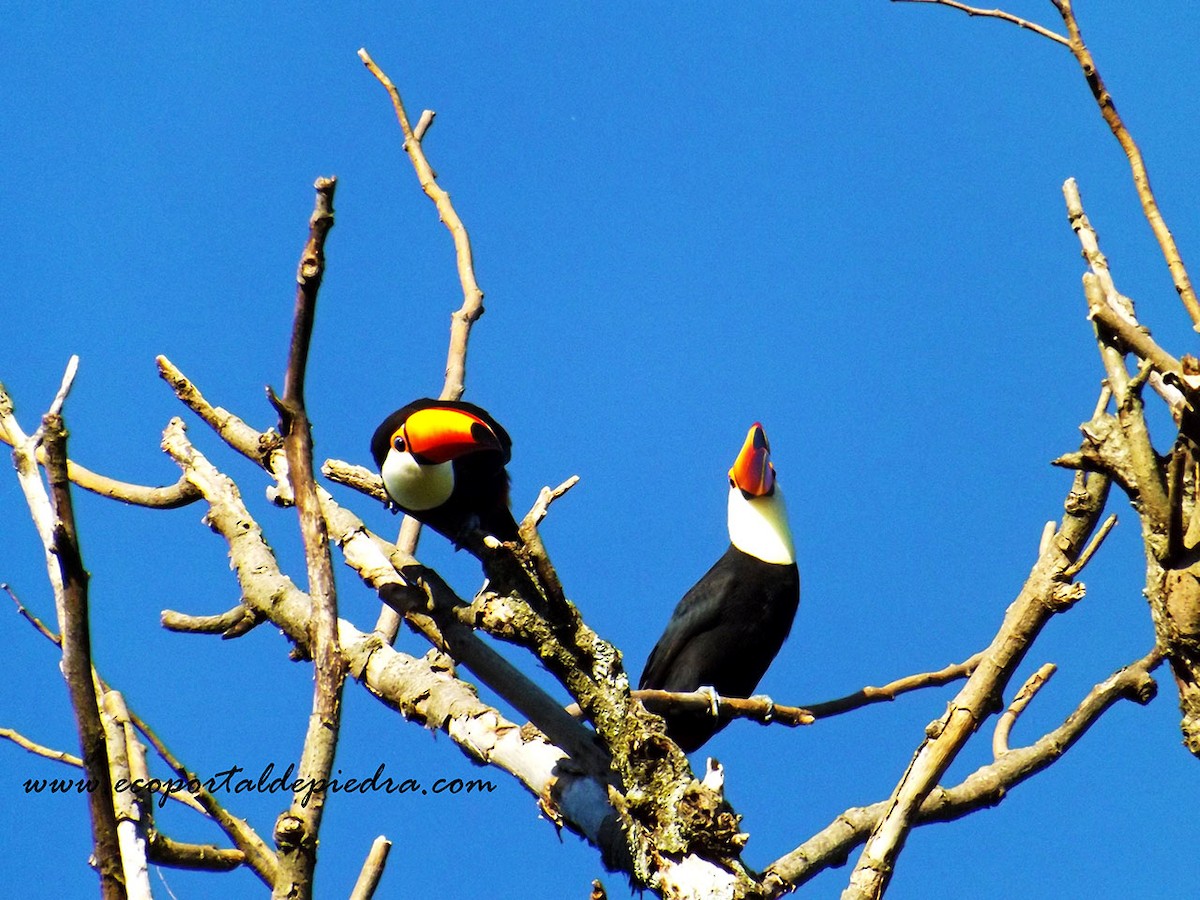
0;725;84;767
4;582;60;644
348;836;392;900
618;651;984;732
258;177;347;900
125;691;278;887
147;834;244;873
1050;0;1200;328
0;428;201;506
358;48;485;404
101;690;153;899
34;404;126;899
890;0;1068;46
160;604;261;638
160;418;631;866
521;476;581;532
992;662;1056;756
896;0;1199;327
805;651;986;719
763;648;1162;896
840;470;1110;900
357;48;491;642
159;355;609;771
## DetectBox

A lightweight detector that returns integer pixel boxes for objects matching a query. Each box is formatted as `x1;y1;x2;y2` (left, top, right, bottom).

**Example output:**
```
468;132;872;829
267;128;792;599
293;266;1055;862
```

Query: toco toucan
371;399;519;546
639;422;800;752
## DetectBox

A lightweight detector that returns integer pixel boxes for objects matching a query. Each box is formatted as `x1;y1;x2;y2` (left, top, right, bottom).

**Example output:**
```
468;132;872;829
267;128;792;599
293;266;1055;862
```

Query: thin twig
992;663;1057;756
1051;0;1200;329
127;686;278;887
620;650;984;730
357;49;485;403
520;476;581;533
0;725;83;766
806;651;986;719
3;582;60;644
1061;513;1117;578
891;0;1069;47
348;836;392;900
160;605;261;638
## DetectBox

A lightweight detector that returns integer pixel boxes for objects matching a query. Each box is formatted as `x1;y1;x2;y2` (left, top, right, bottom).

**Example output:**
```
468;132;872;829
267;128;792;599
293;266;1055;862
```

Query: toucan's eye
393;435;406;452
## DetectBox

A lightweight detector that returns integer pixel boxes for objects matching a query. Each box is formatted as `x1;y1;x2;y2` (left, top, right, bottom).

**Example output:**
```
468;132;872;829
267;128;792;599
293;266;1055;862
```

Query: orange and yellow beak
394;406;503;464
729;422;776;497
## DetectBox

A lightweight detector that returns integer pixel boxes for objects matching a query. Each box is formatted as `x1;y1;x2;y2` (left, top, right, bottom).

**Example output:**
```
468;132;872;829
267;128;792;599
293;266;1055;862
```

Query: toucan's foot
697;685;721;718
749;693;776;722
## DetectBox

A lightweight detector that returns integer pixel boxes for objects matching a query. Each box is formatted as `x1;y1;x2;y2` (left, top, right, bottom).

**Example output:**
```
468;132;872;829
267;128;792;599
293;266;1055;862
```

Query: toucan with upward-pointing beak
370;399;519;546
640;422;800;752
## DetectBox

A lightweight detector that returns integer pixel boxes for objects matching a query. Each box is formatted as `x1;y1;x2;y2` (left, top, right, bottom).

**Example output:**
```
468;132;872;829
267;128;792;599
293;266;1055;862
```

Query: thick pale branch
161;419;630;865
0;428;199;507
322;499;610;772
101;690;152;899
161;361;606;771
1065;180;1171;541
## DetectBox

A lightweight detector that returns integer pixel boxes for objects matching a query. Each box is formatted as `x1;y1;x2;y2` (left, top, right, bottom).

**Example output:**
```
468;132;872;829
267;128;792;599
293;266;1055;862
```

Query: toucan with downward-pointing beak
639;422;800;752
370;399;519;546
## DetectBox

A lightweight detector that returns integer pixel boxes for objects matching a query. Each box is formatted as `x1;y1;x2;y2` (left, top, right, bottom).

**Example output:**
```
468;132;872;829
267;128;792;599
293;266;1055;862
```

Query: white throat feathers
381;449;454;511
728;484;795;565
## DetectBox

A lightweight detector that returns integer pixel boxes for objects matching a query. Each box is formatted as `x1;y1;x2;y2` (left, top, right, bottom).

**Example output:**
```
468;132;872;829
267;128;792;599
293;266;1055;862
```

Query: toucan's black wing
640;552;733;692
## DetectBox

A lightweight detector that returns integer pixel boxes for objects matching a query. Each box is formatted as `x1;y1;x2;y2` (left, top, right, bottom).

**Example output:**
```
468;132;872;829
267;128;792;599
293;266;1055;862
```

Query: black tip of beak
751;422;768;451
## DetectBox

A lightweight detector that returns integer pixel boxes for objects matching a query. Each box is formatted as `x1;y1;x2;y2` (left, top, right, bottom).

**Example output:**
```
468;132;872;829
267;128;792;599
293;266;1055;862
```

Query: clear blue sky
2;4;1198;897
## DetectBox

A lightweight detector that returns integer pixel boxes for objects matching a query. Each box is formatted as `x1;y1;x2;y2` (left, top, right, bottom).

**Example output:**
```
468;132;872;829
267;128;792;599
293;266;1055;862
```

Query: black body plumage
640;545;800;751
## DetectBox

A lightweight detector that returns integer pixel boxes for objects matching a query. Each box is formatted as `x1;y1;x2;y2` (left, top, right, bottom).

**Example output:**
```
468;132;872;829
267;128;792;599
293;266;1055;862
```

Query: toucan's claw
698;685;721;718
749;693;776;723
